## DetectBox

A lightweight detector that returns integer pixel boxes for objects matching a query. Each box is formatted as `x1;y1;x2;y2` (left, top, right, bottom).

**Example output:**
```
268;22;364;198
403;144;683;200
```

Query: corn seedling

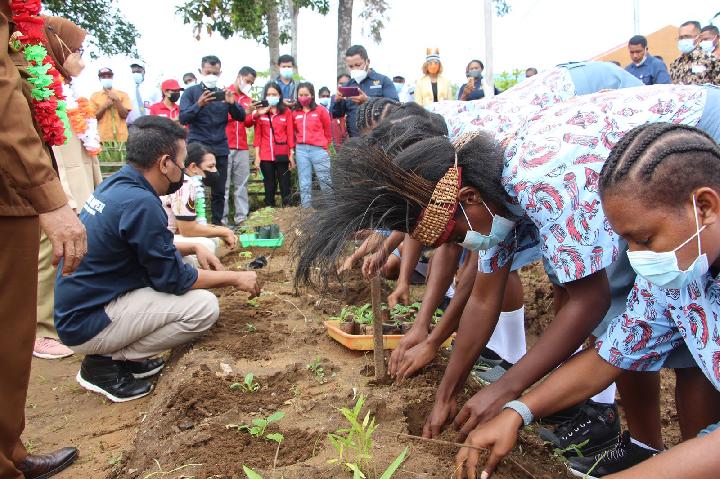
227;411;285;442
245;322;256;333
230;373;260;392
247;298;260;308
307;357;326;384
327;395;409;477
550;438;589;462
238;251;254;259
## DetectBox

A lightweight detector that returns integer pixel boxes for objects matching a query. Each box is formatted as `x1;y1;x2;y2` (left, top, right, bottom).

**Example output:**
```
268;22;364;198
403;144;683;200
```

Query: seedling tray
324;320;454;351
239;233;284;248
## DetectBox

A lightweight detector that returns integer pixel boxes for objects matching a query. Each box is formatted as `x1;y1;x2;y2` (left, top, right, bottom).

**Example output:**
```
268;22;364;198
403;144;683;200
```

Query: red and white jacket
291;106;332;149
253;109;295;161
225;86;254;150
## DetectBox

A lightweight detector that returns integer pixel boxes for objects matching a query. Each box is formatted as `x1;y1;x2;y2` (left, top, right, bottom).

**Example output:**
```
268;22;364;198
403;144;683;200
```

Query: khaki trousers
71;287;219;361
36;232;58;339
0;217;38;479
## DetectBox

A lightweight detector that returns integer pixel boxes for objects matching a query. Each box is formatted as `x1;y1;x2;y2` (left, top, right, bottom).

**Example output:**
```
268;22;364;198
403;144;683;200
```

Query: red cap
161;79;183;91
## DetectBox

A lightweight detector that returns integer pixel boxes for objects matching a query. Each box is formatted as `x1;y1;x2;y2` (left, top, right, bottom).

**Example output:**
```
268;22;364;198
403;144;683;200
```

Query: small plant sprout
245;322;256;333
238;250;254;259
327;395;409;477
307;357;326;384
227;411;285;442
242;465;263;479
247;298;260;308
229;373;260;392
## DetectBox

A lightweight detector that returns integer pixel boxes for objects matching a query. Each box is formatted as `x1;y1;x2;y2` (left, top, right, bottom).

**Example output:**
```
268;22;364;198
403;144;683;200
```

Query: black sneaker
539;400;620;457
117;357;165;379
568;431;657;478
76;355;153;403
473;347;504;371
540;400;588;426
475;360;513;385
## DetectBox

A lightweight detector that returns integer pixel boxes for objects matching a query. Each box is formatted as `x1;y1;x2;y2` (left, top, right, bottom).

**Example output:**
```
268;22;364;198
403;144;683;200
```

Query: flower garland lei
65;84;102;156
10;0;70;146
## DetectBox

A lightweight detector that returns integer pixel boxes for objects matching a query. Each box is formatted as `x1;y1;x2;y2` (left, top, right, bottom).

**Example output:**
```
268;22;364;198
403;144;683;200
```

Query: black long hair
293;114;506;287
262;81;286;113
294;81;317;110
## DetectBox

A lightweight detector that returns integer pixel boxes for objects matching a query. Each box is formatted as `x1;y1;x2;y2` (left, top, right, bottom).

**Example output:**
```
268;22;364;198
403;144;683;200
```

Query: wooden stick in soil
370;275;386;380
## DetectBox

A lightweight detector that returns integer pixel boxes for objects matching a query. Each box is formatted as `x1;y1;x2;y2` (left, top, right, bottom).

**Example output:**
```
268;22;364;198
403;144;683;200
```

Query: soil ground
23;207;681;478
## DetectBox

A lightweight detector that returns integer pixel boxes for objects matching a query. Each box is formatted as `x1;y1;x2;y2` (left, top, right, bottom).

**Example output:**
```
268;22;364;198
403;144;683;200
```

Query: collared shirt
625;55;671;85
90;88;133;142
126;82;162;125
148;100;180;120
54;164;198;346
179;84;246;156
161;175;198;234
274;75;296;101
670;47;720;85
331;69;399;136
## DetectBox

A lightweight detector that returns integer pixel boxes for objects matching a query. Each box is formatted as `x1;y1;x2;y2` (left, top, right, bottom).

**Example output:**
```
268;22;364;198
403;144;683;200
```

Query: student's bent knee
185;289;220;331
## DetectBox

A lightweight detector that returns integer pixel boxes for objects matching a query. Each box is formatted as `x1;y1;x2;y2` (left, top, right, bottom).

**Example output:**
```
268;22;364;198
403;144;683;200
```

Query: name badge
369;85;382;89
691;64;707;74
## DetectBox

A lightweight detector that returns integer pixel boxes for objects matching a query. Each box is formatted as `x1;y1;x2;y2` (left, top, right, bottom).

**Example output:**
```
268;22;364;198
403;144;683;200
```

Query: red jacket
253;109;295;161
292;106;332;149
225;86;254;150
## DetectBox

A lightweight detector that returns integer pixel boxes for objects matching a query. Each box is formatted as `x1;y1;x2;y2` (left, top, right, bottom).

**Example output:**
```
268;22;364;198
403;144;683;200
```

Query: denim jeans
295;144;331;208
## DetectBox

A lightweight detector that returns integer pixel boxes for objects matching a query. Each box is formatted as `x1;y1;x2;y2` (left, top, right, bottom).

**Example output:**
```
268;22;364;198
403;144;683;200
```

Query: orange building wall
591;25;680;68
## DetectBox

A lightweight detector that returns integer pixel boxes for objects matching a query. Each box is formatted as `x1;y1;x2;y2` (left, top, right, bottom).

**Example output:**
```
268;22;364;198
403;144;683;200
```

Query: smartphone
338;86;361;97
252;99;269;108
212;90;226;101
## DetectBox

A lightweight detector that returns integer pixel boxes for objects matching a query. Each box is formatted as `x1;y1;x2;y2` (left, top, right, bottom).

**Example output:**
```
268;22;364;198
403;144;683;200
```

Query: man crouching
54;116;260;402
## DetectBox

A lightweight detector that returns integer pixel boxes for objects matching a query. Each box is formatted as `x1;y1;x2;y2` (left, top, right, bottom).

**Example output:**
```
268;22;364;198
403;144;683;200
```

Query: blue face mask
266;96;280;106
678;38;696;55
458;202;514;252
627;196;709;289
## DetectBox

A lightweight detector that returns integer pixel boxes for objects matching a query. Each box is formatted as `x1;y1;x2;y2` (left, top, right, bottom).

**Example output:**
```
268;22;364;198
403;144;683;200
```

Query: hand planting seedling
226;411;285;443
334;302;444;335
327;395;409;478
229;372;260;392
307;357;326;384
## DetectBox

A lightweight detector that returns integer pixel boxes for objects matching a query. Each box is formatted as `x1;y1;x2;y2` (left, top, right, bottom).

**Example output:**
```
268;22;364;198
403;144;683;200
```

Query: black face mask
202;169;220;187
164;159;185;195
168;92;181;103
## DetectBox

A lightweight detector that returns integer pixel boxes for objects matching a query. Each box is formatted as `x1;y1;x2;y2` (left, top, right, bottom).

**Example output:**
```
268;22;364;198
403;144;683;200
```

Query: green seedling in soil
334;302;444;327
245;322;256;333
307;357;326;384
230;373;260;392
242;466;263;479
227;411;285;442
247;298;260;308
327;395;409;478
237;251;254;259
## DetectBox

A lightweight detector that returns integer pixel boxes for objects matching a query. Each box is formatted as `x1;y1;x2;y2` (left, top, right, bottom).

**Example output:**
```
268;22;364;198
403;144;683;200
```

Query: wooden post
370;275;386;380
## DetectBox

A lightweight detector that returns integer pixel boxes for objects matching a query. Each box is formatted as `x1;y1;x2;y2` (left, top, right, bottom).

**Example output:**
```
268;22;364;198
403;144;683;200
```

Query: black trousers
260;161;291;207
210;154;228;224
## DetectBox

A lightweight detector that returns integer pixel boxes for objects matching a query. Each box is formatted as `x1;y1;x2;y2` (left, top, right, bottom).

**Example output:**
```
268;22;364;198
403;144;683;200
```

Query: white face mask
678;38;696;55
627;195;709;289
700;38;717;54
280;67;293;79
240;82;252;95
100;78;113;89
132;72;144;85
350;68;368;84
633;54;647;67
203;74;219;89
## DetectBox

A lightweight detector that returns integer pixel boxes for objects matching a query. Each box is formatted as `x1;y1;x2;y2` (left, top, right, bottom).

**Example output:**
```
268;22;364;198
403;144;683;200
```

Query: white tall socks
486;306;526;364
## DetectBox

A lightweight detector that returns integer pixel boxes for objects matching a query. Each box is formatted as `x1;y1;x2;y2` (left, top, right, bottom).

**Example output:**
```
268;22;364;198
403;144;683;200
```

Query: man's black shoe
76;355;153;403
538;400;620;456
117;357;165;379
16;447;78;479
539;400;588;426
568;431;657;478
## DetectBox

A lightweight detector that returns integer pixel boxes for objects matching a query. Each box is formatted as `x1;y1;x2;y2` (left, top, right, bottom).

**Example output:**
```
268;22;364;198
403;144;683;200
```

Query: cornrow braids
356;97;400;133
600;123;720;206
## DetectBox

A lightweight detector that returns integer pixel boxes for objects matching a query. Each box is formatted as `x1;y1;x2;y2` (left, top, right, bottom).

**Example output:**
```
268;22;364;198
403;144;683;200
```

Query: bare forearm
116;104;129;118
499;270;610;396
426;262;477;348
175;242;197;256
178;221;228;240
523;349;621;419
192;269;240;289
414;243;462;332
397;235;422;286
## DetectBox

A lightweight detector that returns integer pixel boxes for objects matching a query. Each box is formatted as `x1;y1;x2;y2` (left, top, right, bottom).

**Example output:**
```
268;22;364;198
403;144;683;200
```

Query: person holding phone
457;59;499;101
179;55;249;226
332;44;398;137
252;82;295;207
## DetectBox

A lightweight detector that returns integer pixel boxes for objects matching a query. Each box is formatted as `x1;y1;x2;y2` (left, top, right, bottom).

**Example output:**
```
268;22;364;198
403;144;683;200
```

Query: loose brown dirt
23;207;682;478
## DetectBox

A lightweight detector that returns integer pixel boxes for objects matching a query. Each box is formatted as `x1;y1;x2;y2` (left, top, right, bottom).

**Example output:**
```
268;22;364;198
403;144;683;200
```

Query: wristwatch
502;400;534;427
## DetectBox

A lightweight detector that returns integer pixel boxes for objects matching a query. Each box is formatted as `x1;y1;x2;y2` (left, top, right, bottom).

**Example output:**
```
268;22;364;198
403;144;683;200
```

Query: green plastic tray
239;233;284;248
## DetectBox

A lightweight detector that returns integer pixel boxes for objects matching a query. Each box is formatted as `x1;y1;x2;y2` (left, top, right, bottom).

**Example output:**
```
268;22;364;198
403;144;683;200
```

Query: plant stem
370;275;386;380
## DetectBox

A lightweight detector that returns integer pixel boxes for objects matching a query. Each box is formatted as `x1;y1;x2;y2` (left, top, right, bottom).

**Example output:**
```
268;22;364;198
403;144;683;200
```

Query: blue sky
70;0;718;96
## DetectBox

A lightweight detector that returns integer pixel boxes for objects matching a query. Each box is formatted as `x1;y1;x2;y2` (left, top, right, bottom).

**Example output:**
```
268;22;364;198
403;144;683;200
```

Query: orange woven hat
410;156;462;247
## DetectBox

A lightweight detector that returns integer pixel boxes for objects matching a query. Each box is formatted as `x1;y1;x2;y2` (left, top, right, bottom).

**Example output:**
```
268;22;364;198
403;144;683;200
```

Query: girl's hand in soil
393;339;437;383
194;244;224;271
234;271;261;298
454;409;522;479
453;383;514;440
361;249;387;278
389;324;427;378
337;255;356;275
422;396;458;438
387;282;410;309
220;228;238;249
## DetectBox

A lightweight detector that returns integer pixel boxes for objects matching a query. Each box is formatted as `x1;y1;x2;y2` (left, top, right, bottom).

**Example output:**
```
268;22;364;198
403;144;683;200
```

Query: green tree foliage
43;0;139;57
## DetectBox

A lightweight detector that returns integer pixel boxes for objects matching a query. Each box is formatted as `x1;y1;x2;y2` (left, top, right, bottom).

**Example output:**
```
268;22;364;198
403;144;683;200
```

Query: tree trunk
336;0;353;78
287;0;299;74
266;0;281;78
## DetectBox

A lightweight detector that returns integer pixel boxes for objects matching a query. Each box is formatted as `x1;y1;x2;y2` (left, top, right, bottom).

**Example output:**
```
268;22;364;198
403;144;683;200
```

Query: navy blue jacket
54;165;198;346
625;55;671;85
332;69;399;137
179;84;246;156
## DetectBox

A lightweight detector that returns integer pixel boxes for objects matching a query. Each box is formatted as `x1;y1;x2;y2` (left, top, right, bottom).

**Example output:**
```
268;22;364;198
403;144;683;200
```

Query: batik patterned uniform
478;85;708;287
669;48;720;86
597;275;720;391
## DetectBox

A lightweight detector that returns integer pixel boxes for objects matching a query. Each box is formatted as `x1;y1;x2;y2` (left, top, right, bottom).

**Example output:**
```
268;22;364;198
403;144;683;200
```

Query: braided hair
600;123;720;206
356;97;401;133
